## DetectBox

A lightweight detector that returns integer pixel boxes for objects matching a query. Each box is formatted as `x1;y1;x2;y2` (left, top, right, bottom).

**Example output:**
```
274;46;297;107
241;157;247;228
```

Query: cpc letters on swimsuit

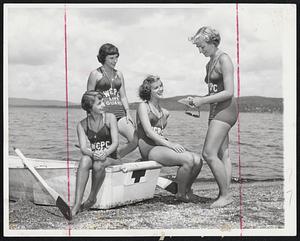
91;141;111;151
152;126;164;136
208;82;218;94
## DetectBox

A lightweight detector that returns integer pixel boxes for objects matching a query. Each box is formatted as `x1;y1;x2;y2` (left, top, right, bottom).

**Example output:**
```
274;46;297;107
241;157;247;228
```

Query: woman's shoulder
218;52;233;68
115;69;124;79
89;68;102;80
78;118;87;130
219;52;231;62
138;101;150;113
138;101;149;108
105;112;117;124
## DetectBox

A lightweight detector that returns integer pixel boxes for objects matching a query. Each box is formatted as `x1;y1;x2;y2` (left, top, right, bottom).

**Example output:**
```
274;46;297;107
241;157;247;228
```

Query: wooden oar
13;147;72;221
156;176;178;194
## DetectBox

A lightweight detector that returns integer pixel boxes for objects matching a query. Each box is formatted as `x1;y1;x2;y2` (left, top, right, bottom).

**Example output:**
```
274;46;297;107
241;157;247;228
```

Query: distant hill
130;95;283;113
8;96;283;113
8;98;78;108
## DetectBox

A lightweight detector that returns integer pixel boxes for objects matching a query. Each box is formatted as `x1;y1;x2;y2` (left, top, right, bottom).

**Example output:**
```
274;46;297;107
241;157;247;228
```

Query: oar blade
164;181;178;194
157;177;178;194
56;196;72;221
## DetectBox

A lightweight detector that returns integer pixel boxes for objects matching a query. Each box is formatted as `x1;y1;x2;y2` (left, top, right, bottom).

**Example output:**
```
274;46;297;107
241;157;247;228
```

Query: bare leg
185;153;203;198
202;120;233;208
219;135;231;188
117;117;138;158
148;146;194;201
82;158;122;210
71;155;92;216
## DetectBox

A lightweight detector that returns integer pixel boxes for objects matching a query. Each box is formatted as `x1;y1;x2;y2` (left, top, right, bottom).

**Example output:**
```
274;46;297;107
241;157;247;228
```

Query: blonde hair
190;26;221;47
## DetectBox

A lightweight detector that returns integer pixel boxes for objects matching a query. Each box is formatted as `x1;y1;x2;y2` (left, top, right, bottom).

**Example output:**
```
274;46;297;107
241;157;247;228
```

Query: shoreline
8;180;284;231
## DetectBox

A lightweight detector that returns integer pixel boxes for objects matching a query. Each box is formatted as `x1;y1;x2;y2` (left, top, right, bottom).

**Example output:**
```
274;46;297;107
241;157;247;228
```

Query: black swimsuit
94;67;126;121
205;51;238;127
136;102;168;160
81;113;117;159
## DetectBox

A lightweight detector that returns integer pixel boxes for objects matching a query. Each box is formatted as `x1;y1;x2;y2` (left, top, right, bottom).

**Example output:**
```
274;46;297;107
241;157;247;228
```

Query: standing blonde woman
188;26;238;208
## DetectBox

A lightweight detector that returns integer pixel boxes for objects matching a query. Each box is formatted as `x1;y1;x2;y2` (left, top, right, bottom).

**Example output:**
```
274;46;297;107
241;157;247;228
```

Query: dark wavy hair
81;90;104;113
97;43;119;65
138;75;161;101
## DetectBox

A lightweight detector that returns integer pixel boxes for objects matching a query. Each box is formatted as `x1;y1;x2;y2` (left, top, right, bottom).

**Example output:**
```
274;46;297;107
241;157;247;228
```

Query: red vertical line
64;5;71;236
235;3;243;236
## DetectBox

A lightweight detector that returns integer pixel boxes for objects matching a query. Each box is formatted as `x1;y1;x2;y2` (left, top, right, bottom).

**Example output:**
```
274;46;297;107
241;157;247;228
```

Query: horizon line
8;95;284;104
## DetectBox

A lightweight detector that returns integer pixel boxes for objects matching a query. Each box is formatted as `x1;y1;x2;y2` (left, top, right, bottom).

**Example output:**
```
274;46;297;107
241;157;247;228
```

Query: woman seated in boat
136;75;203;202
71;90;120;217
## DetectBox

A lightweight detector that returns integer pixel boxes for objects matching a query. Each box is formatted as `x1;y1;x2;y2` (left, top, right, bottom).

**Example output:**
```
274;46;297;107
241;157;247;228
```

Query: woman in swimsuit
87;43;138;158
137;75;203;202
71;90;120;217
188;26;238;208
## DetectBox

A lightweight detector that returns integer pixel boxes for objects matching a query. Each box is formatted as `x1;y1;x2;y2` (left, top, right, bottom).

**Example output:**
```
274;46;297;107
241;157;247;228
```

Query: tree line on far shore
9;96;283;113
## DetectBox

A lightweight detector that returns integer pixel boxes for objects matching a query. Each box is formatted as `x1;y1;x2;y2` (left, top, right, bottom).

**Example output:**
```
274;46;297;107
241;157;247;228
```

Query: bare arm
87;70;98;91
77;122;94;158
105;113;119;156
117;71;130;113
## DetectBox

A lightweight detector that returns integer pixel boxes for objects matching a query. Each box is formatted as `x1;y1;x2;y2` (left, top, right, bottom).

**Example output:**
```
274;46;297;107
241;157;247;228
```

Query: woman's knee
93;162;105;172
202;149;218;165
192;153;203;168
181;153;194;169
79;155;92;170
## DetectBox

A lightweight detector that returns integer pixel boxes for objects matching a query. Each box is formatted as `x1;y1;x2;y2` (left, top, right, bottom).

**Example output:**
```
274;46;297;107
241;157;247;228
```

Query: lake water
8;107;283;182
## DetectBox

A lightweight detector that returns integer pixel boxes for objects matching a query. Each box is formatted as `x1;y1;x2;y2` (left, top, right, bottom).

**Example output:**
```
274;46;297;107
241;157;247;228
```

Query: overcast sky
5;4;288;103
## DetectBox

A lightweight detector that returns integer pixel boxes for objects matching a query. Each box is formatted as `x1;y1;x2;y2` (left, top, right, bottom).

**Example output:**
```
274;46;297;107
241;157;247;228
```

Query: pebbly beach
9;179;284;232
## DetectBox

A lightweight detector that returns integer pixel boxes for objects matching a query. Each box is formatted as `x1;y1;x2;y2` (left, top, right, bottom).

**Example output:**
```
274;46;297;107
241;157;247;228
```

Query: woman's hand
93;150;107;162
126;112;134;125
168;142;186;153
187;96;205;108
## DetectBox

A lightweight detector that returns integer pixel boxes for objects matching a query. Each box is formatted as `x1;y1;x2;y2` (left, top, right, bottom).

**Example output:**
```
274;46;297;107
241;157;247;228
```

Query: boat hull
9;155;162;209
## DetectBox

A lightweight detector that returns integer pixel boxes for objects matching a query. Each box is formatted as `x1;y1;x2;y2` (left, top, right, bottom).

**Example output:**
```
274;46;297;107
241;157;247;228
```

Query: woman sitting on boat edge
71;90;121;217
136;75;203;202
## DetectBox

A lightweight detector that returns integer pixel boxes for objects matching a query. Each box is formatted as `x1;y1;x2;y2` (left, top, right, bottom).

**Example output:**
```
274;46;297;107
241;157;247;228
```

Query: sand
8;180;284;231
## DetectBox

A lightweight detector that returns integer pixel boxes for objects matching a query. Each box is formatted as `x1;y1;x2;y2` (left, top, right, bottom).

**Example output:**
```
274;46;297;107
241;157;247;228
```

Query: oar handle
13;147;58;199
13;147;72;221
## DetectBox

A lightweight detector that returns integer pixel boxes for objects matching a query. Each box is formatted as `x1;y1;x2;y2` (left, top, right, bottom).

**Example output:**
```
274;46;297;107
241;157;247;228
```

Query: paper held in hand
177;97;196;108
178;97;200;118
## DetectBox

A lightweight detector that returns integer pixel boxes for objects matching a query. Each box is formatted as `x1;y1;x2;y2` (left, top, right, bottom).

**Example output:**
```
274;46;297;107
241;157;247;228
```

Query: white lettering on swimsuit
153;126;164;136
208;83;218;93
103;88;122;106
91;141;111;151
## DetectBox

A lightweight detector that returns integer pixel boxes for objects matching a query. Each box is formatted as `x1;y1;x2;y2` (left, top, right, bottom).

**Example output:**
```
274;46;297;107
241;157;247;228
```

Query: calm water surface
8;107;283;182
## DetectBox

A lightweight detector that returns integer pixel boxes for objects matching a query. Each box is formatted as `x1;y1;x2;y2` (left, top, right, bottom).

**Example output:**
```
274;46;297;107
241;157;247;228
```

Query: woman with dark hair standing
137;75;203;202
188;26;238;208
87;43;138;158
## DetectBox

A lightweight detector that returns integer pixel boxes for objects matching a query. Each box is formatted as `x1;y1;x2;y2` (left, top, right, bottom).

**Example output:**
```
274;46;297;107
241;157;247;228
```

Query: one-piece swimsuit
136;102;168;160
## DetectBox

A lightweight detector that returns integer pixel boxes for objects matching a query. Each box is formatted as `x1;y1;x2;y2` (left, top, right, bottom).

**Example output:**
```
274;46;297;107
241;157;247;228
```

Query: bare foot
175;193;190;203
71;206;80;217
186;189;194;200
210;194;233;208
79;198;96;212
